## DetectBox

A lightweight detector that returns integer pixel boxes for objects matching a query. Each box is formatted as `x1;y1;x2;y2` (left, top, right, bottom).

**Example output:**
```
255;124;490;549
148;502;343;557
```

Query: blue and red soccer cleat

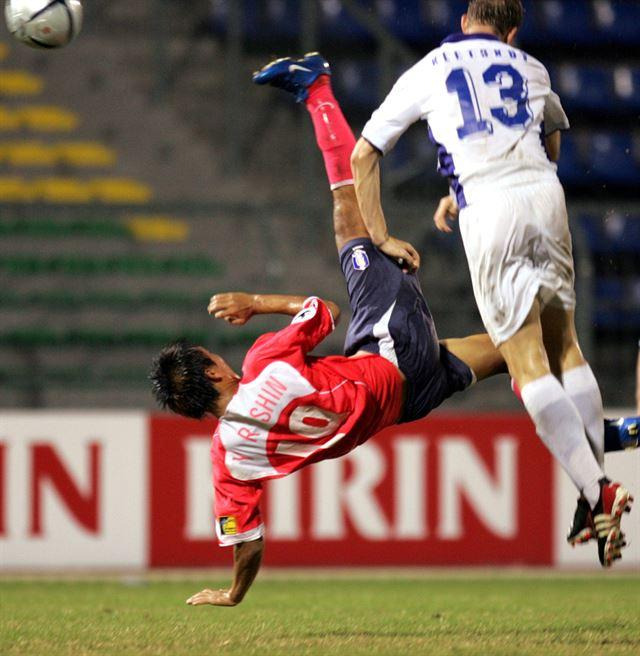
252;52;331;102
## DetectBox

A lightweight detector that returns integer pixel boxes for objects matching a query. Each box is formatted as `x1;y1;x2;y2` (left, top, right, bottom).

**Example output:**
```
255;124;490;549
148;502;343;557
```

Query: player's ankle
306;75;332;99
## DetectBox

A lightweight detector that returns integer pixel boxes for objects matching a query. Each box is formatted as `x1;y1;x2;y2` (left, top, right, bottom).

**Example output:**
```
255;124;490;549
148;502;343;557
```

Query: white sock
562;364;605;468
521;374;603;508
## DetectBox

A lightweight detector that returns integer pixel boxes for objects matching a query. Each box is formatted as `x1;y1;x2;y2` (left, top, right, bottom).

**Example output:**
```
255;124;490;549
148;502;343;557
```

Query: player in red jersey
150;68;505;607
150;56;633;606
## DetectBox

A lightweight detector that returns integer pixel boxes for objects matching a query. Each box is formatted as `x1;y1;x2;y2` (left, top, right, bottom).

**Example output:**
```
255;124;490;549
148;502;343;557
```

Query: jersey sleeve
214;468;264;547
245;297;336;368
361;66;425;155
544;90;570;134
287;296;336;352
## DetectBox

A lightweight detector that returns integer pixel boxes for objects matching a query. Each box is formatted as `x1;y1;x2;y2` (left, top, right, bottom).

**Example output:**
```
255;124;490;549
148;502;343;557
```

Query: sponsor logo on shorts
219;516;238;536
352;247;369;271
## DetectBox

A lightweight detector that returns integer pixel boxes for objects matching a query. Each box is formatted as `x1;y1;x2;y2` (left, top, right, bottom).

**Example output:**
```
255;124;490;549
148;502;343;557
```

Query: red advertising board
149;414;553;567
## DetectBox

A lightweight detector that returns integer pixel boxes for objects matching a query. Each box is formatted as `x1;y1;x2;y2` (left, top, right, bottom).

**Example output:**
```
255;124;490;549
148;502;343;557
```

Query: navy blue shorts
340;237;473;423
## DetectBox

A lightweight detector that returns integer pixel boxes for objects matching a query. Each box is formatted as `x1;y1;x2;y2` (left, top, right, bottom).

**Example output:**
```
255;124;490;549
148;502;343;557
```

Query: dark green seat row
0;290;211;309
0;218;130;239
0;255;224;276
0;327;260;348
0;367;151;388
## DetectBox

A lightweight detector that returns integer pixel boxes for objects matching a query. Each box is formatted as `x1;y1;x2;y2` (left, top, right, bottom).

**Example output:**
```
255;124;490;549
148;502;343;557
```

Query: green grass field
2;573;639;655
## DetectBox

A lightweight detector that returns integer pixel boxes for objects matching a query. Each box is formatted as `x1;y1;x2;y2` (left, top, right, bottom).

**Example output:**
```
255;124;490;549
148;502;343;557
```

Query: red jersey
212;297;404;545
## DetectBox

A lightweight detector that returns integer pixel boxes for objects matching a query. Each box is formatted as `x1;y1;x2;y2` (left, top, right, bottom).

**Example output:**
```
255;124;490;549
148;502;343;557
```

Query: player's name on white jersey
430;43;529;67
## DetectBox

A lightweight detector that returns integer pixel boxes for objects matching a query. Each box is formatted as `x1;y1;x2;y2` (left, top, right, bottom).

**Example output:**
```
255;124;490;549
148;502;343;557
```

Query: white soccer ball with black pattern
5;0;82;49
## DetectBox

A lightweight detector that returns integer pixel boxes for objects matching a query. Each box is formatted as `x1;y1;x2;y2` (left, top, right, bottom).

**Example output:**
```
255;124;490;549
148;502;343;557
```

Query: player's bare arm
186;538;264;608
545;130;562;163
351;137;420;272
208;292;340;325
433;195;460;234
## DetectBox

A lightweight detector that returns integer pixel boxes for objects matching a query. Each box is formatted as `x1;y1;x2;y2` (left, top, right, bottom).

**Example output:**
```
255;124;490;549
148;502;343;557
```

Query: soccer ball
5;0;83;49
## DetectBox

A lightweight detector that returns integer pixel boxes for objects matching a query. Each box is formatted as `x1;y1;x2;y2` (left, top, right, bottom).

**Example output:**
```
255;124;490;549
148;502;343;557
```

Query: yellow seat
4;140;57;167
90;178;153;203
0;70;44;96
0;176;34;201
0;43;9;62
126;215;189;242
58;141;116;167
34;177;93;203
19;105;79;132
0;105;21;131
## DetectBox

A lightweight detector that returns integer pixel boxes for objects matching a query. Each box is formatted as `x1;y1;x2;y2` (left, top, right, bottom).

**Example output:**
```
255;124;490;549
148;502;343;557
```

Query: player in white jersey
350;0;633;567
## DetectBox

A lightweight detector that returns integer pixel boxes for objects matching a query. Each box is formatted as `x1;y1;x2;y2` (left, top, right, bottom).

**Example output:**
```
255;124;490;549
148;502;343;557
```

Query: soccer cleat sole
601;526;623;568
594;487;633;534
594;486;633;567
568;527;595;546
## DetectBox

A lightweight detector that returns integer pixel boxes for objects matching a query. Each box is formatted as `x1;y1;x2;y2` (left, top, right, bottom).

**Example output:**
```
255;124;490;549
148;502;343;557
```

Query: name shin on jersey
220;361;316;480
247;375;287;424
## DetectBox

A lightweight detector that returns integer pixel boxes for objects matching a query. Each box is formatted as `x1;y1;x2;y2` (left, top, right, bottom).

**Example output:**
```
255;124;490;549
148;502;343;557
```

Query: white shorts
459;180;576;346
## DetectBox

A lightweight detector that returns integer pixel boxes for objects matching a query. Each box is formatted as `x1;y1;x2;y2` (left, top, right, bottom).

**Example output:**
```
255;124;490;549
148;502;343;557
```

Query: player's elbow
351;138;378;175
326;301;341;325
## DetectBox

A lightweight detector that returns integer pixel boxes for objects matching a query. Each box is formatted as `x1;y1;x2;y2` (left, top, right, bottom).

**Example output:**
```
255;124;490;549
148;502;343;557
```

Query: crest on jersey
352;246;369;271
219;516;238;536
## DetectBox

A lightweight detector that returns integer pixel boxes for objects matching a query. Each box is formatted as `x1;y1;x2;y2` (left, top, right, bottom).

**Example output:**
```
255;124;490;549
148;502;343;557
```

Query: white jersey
362;33;570;208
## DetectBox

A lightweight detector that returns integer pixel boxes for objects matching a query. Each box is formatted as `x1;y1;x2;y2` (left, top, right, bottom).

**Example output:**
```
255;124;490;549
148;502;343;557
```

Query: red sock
304;76;356;189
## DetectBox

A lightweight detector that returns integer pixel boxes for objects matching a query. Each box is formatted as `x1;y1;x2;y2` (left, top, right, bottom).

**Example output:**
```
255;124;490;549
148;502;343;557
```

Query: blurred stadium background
0;0;638;411
2;4;640;654
1;0;639;579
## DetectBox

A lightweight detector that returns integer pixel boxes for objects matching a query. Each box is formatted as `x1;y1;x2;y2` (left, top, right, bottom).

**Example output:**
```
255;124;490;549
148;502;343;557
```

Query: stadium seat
555;134;587;187
529;1;597;45
18;105;79;132
331;59;380;111
0;254;223;276
595;277;625;302
34;177;93;203
0;217;129;239
578;214;640;254
0;289;209;310
317;0;372;47
592;1;640;46
0;105;21;131
57;142;117;167
552;64;612;112
549;64;640;114
0;327;259;349
209;0;300;47
125;215;190;242
2;140;58;167
89;178;153;203
587;133;640;185
0;176;34;201
613;67;640;111
0;70;44;96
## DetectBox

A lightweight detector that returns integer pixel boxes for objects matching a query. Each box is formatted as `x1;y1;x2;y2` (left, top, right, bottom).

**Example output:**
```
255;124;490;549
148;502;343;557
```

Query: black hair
149;339;220;419
467;0;524;37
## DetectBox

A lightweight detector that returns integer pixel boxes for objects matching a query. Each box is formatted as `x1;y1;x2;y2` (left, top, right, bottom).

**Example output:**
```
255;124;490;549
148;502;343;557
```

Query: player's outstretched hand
186;588;237;607
433;195;459;233
208;292;255;325
378;235;420;273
